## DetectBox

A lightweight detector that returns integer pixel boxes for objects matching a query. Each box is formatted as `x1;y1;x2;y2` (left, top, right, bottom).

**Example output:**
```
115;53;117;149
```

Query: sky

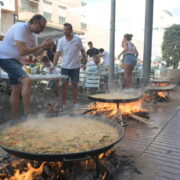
82;0;180;30
81;0;180;57
85;0;180;16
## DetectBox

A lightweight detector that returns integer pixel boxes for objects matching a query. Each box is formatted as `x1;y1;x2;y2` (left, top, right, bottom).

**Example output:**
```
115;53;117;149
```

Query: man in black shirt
86;41;99;58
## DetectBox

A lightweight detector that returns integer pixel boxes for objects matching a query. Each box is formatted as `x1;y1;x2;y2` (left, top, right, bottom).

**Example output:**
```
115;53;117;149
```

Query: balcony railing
21;0;39;13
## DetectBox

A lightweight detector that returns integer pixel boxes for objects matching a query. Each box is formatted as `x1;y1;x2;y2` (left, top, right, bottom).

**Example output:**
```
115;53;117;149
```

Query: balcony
20;0;39;13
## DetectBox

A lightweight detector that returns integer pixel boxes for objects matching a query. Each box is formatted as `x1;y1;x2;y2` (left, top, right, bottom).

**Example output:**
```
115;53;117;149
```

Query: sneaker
73;103;80;108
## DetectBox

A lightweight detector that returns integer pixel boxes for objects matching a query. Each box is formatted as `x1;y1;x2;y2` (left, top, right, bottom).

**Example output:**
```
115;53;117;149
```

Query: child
41;55;60;98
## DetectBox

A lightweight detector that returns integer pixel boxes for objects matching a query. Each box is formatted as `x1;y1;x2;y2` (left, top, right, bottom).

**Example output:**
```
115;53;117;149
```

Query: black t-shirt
47;50;55;62
86;48;99;57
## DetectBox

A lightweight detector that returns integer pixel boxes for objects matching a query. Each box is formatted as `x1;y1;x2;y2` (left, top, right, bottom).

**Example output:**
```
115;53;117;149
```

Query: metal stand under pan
87;94;143;127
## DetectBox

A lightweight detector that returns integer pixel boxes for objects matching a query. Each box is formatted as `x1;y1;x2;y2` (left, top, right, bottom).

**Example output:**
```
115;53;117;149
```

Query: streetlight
0;0;4;36
108;0;116;91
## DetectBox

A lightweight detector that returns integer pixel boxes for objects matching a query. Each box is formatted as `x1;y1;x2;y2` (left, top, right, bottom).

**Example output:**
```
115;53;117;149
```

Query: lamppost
143;0;154;85
108;0;116;91
0;0;4;36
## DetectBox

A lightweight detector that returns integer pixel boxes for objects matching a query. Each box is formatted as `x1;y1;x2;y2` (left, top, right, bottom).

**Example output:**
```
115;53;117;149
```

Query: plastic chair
82;72;101;97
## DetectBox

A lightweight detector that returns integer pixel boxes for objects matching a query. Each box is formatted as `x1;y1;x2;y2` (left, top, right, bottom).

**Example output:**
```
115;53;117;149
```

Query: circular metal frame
0;115;124;162
88;94;142;103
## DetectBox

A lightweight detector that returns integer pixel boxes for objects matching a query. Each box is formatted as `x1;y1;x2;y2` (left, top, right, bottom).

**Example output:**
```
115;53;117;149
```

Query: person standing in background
53;23;87;108
0;14;53;119
47;42;56;62
118;34;138;88
86;41;99;58
99;48;110;69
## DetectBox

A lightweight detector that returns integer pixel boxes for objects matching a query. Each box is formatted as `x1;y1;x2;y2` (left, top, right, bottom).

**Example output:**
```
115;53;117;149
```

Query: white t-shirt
0;22;37;61
56;34;84;69
102;51;110;65
44;62;58;74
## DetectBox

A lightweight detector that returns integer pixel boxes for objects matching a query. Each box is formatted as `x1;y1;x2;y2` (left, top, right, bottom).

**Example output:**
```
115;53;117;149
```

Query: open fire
145;82;173;103
153;83;169;100
88;98;148;118
0;151;141;180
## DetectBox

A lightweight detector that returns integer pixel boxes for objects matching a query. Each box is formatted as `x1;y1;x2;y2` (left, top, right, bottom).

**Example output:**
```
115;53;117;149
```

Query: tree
162;24;180;69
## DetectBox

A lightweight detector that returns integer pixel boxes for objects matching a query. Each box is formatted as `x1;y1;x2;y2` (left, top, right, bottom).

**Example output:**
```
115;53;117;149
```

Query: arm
53;51;61;66
32;48;44;56
81;49;87;70
118;41;128;59
135;47;139;58
81;49;87;64
16;39;53;56
16;41;44;56
99;53;103;57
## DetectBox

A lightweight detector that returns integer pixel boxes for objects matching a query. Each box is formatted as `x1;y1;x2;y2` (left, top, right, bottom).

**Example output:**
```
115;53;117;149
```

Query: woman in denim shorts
118;34;139;88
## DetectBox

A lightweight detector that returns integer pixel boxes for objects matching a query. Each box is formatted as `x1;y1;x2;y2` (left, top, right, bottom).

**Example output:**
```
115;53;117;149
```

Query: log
129;114;158;128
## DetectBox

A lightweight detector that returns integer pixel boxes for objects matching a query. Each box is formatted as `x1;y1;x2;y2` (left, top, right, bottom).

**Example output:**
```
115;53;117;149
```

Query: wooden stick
129;114;158;128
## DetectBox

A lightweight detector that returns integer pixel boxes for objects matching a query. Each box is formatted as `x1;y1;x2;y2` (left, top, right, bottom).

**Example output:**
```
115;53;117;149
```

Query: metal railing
21;0;39;13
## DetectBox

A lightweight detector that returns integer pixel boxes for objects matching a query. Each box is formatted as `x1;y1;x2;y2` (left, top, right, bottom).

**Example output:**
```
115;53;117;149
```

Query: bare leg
20;77;32;115
54;80;60;98
10;85;22;119
72;82;78;104
62;82;68;105
124;64;134;88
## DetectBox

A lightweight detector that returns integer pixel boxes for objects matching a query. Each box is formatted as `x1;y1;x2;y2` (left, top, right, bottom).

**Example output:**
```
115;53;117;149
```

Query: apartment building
0;0;87;42
0;0;15;40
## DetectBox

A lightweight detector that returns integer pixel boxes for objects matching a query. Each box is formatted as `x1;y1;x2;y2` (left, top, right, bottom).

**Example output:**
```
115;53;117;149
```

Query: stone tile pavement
118;87;180;180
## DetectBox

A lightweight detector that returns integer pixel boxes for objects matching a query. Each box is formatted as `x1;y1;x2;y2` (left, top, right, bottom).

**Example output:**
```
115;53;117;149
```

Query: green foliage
162;24;180;69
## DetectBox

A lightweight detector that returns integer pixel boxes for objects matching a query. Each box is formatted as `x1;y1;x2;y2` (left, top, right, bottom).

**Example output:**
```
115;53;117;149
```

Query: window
59;16;66;24
43;0;52;5
43;0;52;13
81;23;87;30
43;12;52;21
21;0;39;13
81;1;87;6
58;5;66;10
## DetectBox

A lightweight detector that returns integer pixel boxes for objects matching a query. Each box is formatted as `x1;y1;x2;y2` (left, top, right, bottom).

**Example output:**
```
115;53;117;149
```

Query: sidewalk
117;87;180;179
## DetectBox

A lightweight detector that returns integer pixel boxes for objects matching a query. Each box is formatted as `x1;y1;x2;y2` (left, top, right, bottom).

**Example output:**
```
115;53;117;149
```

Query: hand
81;64;86;71
81;57;87;64
118;54;121;59
42;39;54;49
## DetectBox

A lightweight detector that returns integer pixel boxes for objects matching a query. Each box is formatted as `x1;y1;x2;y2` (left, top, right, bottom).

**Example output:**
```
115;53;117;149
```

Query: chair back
84;72;100;88
79;70;86;86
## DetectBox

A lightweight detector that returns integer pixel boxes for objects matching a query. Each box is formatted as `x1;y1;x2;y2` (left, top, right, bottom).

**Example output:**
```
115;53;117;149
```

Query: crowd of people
0;14;139;119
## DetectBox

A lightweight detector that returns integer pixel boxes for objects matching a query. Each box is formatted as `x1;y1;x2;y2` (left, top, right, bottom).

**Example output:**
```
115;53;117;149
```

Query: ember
0;151;141;180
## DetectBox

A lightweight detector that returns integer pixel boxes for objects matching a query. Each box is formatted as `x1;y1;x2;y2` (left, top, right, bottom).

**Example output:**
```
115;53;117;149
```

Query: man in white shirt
0;14;53;119
99;48;110;66
53;23;87;108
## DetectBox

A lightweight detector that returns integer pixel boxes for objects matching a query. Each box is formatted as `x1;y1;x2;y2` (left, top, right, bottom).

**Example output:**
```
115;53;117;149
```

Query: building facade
15;0;87;41
0;0;16;40
0;0;88;41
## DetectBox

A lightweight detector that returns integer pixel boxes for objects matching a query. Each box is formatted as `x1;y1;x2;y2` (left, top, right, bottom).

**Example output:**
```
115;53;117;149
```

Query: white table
29;74;68;81
0;71;68;81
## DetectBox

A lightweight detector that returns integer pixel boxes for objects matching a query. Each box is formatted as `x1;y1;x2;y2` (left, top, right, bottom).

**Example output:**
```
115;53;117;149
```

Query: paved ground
0;87;180;179
117;87;180;180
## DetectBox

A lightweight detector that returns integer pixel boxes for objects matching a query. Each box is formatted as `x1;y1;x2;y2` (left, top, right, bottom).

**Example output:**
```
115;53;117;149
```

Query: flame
88;98;147;117
102;172;107;180
1;151;113;179
157;91;168;98
8;162;45;180
99;153;105;159
152;83;169;87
